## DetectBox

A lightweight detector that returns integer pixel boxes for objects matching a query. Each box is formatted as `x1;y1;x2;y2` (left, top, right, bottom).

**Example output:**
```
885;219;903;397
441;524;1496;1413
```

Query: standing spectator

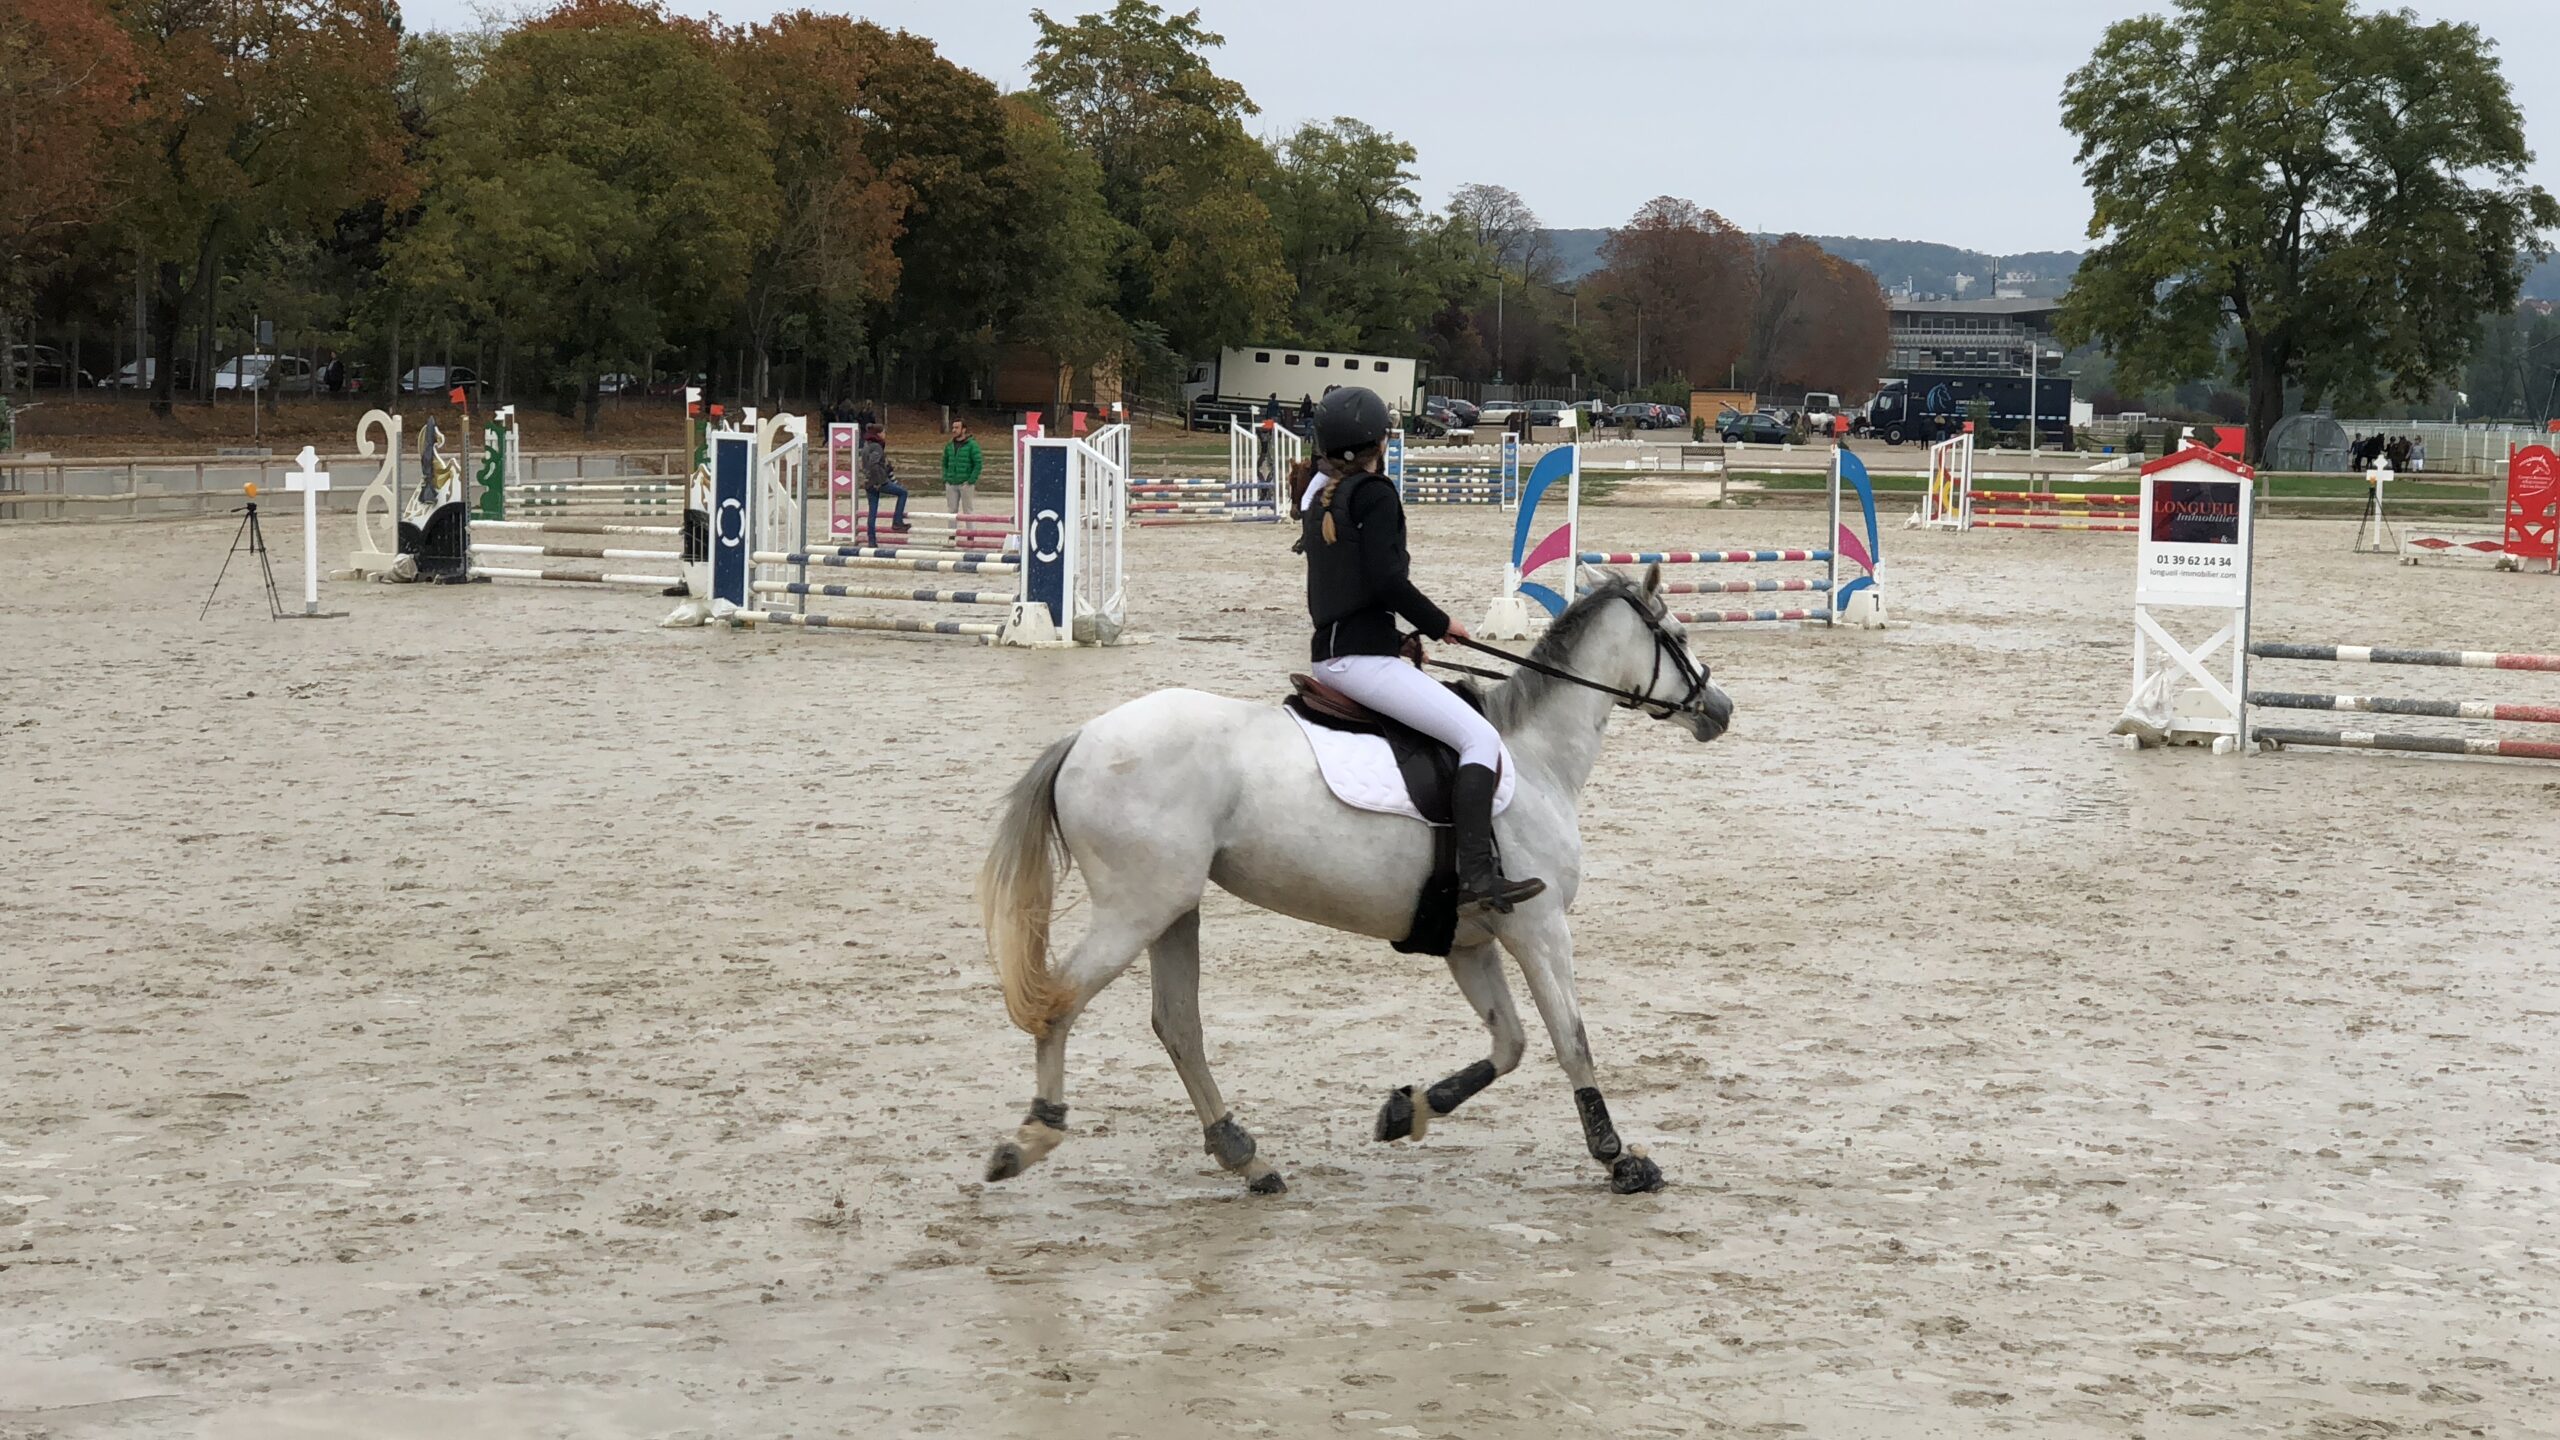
323;356;345;395
1298;394;1316;433
2411;435;2427;473
2348;432;2366;471
861;422;907;543
941;418;984;517
1264;393;1282;424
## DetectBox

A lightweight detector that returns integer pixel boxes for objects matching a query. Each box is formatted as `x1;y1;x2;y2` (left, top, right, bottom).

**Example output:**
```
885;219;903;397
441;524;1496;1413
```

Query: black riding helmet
1313;386;1390;461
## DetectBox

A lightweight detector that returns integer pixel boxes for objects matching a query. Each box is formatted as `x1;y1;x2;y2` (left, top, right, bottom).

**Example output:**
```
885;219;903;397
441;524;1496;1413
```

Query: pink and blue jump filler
1481;444;1887;638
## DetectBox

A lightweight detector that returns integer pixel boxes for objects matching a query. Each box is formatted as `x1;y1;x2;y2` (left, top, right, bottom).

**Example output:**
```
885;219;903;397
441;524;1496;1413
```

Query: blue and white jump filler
697;413;1127;646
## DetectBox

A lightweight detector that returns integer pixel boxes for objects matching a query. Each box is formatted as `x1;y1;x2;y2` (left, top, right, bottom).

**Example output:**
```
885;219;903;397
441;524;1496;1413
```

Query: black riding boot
1454;763;1544;914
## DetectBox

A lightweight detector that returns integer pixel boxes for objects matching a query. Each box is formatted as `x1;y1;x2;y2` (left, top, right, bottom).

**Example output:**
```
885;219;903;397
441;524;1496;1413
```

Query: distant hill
1548;227;2560;301
1541;228;2081;298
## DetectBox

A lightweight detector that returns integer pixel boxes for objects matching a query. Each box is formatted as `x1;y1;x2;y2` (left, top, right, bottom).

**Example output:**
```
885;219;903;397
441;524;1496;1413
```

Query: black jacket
1300;468;1451;660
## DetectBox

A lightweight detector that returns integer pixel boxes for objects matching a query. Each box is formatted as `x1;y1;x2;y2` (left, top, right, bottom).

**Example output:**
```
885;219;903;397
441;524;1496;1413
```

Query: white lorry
1182;345;1422;428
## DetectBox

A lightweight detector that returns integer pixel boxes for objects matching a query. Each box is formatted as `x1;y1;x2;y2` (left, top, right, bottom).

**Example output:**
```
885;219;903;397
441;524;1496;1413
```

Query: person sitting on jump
1293;386;1545;916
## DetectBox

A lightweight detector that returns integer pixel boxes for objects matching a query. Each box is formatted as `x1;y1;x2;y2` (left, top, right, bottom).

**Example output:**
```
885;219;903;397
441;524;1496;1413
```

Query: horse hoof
985;1142;1024;1183
1248;1170;1288;1195
1374;1086;1416;1142
1608;1151;1664;1195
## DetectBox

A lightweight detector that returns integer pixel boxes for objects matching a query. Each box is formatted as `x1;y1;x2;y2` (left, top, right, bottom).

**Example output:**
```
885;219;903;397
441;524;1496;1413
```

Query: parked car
97;357;200;391
211;354;314;392
398;364;482;394
1441;396;1479;425
647;372;709;398
1522;403;1566;427
1473;401;1525;428
1609;402;1683;430
7;345;96;389
1660;405;1687;426
1721;412;1791;445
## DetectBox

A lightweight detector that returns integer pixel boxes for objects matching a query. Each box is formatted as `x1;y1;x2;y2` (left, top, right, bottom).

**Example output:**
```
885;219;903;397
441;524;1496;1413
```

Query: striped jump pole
726;609;1004;639
751;581;1014;607
2251;727;2560;761
1970;506;2136;518
1582;548;1829;565
469;567;678;588
1976;519;2138;533
2245;640;2560;762
472;542;681;563
2249;691;2560;725
472;520;680;538
1968;490;2138;506
1674;607;1826;624
766;553;1019;576
510;481;684;494
2250;642;2560;673
778;542;1012;564
1659;578;1831;596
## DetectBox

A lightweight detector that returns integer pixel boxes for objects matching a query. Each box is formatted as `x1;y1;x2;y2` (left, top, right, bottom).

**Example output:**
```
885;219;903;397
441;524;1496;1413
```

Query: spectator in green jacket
942;419;984;516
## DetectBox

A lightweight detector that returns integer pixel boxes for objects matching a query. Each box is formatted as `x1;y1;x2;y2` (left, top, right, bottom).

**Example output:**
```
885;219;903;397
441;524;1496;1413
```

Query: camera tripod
200;499;341;621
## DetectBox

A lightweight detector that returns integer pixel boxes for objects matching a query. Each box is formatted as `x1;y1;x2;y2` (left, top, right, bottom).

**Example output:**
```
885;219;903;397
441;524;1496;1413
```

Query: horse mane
1480;573;1651;733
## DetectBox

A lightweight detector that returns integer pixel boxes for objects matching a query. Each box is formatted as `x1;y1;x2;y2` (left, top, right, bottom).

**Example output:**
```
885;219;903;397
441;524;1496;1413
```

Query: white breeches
1316;654;1504;771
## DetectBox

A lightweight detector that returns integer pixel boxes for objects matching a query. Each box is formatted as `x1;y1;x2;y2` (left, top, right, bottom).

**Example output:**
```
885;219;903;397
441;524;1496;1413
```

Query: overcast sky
403;0;2560;254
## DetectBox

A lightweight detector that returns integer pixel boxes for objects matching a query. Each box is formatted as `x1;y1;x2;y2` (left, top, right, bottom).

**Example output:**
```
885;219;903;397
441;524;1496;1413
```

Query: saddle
1283;669;1496;957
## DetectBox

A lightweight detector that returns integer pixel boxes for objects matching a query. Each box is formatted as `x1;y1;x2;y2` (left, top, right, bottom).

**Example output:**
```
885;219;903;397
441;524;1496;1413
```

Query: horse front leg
1148;908;1285;1194
1500;913;1665;1194
1376;941;1525;1143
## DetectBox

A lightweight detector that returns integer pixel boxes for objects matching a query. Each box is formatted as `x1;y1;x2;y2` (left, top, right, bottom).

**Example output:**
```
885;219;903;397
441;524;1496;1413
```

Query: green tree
404;3;776;433
2059;0;2558;463
1030;1;1289;356
1266;118;1466;355
721;13;908;399
987;95;1125;378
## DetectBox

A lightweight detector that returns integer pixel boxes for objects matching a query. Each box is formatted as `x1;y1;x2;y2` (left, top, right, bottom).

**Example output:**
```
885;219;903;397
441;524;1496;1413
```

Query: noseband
1623;594;1714;720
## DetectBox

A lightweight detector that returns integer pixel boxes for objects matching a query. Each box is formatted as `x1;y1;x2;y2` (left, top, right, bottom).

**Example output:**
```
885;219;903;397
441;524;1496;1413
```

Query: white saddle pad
1285;707;1515;823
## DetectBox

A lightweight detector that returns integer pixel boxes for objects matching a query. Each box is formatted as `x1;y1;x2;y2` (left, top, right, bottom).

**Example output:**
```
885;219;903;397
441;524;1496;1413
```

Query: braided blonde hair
1293;444;1385;545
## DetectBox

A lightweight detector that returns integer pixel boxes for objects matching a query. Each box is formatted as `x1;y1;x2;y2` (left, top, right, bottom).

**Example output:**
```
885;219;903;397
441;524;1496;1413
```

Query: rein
1421;596;1713;719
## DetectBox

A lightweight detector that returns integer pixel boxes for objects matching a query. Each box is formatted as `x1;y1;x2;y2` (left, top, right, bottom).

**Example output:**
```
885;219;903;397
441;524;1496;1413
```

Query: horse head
1528;567;1732;743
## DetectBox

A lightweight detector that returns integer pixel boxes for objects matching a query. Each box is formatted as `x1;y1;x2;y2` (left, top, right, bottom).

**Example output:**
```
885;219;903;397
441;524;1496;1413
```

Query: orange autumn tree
113;0;408;414
1744;234;1888;402
1584;196;1752;389
0;0;140;378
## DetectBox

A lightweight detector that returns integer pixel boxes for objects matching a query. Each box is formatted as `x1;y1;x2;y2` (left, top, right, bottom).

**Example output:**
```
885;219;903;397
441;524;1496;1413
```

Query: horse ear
1643;563;1663;600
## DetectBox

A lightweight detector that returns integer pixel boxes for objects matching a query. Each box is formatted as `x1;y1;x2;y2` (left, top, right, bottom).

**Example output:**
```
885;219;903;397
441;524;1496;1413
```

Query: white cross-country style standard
284;447;331;617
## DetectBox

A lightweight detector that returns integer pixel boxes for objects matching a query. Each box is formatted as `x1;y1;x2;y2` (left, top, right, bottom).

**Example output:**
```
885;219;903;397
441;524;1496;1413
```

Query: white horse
978;571;1732;1195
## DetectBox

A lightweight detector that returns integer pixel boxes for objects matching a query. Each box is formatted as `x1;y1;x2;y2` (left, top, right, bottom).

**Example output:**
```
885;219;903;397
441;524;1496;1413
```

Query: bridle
1427;592;1715;720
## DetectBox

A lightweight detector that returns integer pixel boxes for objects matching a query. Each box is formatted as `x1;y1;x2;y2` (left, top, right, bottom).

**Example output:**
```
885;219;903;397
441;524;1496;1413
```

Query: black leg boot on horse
1453;763;1544;915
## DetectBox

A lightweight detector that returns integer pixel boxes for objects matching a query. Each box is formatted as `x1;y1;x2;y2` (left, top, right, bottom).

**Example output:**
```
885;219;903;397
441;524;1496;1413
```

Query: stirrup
1460;875;1547;915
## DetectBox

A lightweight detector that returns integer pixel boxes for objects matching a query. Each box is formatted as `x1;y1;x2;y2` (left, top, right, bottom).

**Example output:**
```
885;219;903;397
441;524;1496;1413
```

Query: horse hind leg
983;905;1165;1184
1148;909;1285;1194
1376;941;1525;1143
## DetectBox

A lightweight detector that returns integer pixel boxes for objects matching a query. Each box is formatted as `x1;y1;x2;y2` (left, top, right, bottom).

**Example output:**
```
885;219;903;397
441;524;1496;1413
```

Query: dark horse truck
1869;372;2074;446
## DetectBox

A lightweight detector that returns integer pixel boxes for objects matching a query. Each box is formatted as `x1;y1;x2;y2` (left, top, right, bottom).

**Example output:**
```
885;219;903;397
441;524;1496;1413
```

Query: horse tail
981;731;1080;1038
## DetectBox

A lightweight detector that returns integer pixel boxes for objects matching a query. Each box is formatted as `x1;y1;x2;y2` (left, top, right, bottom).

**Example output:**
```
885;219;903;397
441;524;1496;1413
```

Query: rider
1295;386;1545;916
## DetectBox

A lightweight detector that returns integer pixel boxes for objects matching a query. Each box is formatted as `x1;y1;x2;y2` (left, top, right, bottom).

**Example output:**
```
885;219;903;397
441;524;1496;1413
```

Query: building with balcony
1887;297;2065;377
